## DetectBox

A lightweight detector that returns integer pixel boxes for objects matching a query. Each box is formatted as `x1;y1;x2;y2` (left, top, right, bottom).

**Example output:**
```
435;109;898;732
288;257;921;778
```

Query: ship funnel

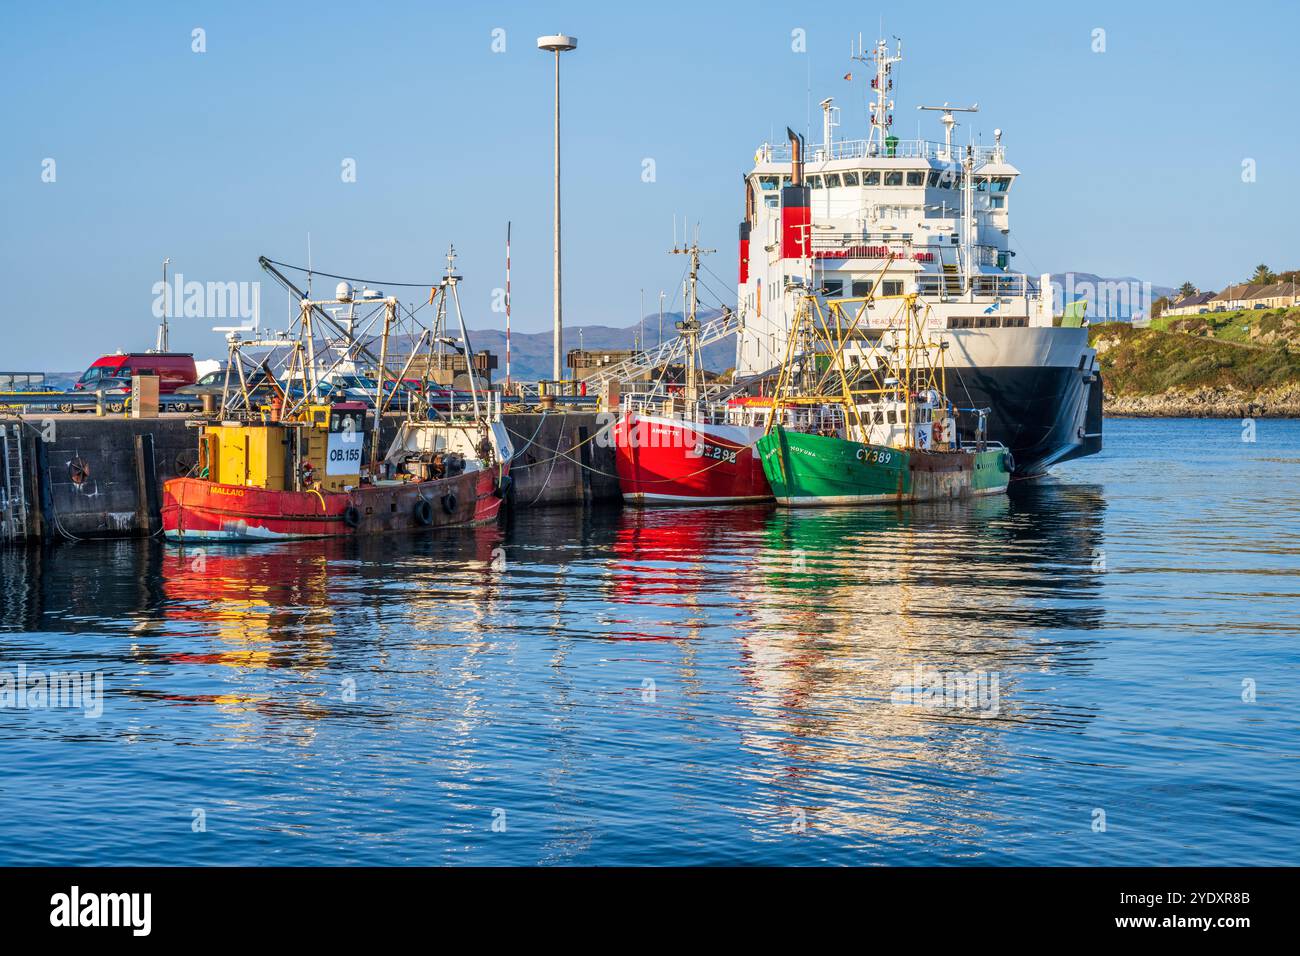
786;127;804;186
779;131;811;260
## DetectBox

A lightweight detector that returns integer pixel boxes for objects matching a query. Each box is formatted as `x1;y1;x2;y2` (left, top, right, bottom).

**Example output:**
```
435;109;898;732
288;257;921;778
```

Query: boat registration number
692;442;737;465
856;448;893;464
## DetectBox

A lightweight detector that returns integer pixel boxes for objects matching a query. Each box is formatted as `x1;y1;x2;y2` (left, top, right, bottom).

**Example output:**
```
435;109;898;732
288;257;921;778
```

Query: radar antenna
917;103;979;159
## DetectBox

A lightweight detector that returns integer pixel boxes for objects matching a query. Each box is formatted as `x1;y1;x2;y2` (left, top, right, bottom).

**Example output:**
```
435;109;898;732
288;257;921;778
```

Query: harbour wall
0;411;619;545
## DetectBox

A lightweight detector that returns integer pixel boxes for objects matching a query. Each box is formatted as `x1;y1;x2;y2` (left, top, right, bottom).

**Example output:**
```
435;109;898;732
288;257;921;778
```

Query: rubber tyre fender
414;498;434;526
343;505;361;528
440;493;458;515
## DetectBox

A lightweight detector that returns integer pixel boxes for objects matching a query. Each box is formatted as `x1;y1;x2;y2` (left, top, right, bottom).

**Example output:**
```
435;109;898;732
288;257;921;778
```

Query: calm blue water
1;418;1297;865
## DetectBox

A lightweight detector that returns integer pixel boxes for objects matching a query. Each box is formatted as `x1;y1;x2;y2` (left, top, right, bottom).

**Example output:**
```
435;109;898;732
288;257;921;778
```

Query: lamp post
537;33;577;385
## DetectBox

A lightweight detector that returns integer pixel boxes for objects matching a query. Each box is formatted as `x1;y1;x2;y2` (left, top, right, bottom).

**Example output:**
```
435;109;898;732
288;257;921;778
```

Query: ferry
738;36;1101;477
614;33;1100;506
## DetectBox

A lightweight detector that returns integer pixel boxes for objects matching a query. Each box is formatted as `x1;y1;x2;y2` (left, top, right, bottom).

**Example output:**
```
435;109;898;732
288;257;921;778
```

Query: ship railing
760;138;1004;166
619;392;766;425
915;273;1030;298
810;232;916;250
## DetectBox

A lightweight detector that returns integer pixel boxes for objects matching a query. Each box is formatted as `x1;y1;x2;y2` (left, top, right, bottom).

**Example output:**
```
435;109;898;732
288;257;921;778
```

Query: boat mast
370;296;395;474
505;221;512;393
669;236;714;404
157;257;171;351
444;245;482;419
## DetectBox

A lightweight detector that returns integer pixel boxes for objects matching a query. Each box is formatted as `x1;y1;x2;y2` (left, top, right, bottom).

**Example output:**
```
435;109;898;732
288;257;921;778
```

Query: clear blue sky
2;0;1296;369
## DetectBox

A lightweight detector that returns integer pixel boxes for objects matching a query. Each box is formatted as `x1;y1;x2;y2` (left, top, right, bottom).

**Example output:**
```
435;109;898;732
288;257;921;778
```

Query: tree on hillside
1251;264;1277;284
1178;281;1197;298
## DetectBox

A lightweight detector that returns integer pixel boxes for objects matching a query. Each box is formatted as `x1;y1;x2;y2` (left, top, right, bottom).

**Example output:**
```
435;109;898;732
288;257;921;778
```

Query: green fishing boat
758;426;1011;505
755;290;1012;507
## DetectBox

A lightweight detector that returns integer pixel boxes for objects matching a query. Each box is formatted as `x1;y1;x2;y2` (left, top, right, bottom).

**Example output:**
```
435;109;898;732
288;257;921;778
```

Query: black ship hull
949;364;1103;476
939;325;1102;477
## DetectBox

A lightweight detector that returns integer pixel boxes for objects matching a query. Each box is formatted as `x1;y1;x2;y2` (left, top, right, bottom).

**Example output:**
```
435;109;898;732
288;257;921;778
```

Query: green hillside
1090;308;1300;415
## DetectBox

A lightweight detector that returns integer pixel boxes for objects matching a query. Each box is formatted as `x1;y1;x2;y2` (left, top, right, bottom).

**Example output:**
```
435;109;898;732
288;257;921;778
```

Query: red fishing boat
163;250;513;542
612;397;771;505
161;406;512;541
612;241;775;506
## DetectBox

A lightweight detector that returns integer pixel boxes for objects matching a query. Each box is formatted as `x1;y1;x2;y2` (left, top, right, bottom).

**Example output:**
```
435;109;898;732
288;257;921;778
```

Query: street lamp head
537;34;577;52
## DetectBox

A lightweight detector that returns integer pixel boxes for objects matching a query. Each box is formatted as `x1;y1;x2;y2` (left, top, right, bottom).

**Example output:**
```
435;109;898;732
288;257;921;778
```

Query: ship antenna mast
854;34;901;152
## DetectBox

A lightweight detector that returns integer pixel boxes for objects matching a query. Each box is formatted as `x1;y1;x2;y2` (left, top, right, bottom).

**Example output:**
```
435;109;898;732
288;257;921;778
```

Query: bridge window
841;171;859;186
884;171;903;186
906;171;925;186
882;280;904;297
758;175;779;191
991;176;1012;192
824;173;841;187
991;196;1005;209
863;171;881;185
851;279;874;297
821;278;844;297
808;174;823;189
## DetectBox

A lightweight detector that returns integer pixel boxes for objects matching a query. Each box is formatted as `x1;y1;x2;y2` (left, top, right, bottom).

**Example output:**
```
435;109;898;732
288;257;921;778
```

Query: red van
74;353;198;394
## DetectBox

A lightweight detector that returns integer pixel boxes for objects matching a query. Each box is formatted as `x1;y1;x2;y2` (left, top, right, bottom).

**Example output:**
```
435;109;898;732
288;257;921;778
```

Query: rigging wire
263;258;439;289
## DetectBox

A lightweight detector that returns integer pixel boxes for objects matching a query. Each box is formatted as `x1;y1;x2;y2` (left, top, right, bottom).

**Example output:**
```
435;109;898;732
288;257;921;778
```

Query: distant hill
465;309;735;381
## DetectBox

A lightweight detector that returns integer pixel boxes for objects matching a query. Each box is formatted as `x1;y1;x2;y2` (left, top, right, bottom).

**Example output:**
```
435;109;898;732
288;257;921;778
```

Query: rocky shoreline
1104;385;1300;418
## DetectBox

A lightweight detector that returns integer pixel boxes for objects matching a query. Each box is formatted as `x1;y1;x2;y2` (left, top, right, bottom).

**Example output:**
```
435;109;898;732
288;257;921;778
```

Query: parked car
59;374;134;413
62;352;199;413
176;366;276;406
74;352;197;394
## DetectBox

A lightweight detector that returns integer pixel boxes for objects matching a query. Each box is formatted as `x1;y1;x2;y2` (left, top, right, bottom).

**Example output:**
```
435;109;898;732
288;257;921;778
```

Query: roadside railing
0;391;203;414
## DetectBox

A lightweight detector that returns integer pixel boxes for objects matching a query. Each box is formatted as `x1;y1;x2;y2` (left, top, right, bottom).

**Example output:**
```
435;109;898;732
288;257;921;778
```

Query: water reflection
16;453;1299;865
4;420;1298;864
605;484;1108;846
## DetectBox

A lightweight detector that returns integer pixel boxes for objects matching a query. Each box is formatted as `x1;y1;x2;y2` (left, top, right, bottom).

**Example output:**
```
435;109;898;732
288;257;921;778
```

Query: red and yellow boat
162;402;513;542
